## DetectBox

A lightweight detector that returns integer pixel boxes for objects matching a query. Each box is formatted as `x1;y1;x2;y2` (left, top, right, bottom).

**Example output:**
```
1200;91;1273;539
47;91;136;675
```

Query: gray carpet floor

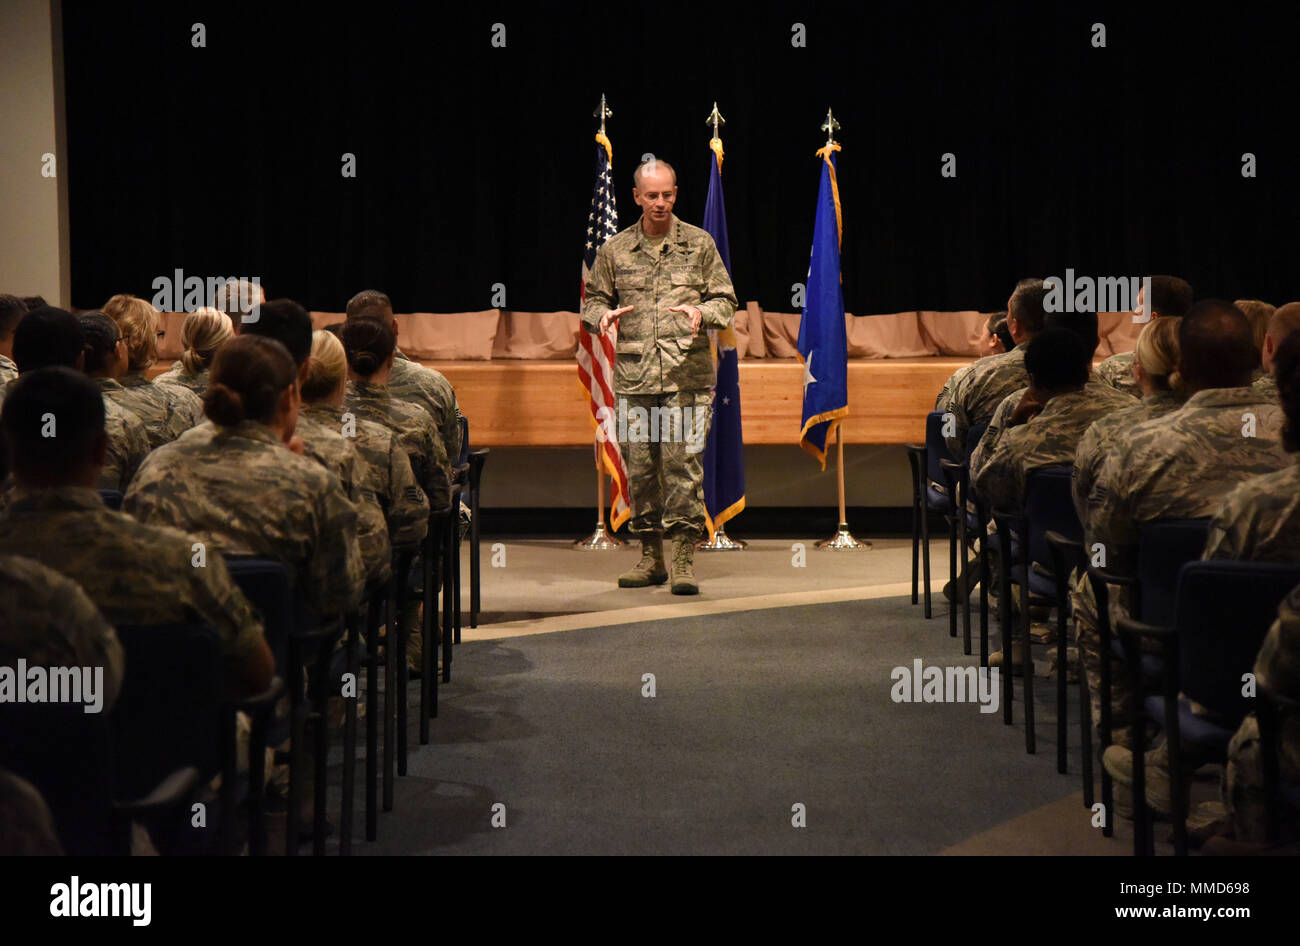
325;593;1188;855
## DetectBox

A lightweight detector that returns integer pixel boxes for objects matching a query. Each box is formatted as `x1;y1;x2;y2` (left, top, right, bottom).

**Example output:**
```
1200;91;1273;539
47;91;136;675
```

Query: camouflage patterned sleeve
582;244;617;332
969;390;1017;486
1255;582;1300;699
1201;491;1247;561
1072;421;1105;525
422;422;452;511
696;237;738;331
121;411;152;487
308;478;365;615
1086;449;1139;570
384;439;429;546
944;374;972;459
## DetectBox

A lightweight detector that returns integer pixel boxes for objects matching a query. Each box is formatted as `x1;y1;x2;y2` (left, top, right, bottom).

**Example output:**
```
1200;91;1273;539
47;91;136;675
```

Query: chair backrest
112;623;222;801
223;556;296;672
1175;561;1300;722
965;422;989;461
0;701;119;855
1024;465;1081;568
1137;518;1212;624
457;414;469;467
924;411;953;483
98;489;124;511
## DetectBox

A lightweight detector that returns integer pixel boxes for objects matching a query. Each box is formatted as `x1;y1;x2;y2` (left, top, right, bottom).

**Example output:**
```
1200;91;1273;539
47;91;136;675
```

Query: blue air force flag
796;144;848;468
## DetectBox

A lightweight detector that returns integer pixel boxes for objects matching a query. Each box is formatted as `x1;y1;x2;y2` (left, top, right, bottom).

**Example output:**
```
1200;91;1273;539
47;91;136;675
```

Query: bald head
1178;300;1259;392
632;158;677;189
1263;303;1300;373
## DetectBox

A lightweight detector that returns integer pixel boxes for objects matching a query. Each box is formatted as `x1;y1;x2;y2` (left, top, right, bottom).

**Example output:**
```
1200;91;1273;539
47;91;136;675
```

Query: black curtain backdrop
61;1;1300;315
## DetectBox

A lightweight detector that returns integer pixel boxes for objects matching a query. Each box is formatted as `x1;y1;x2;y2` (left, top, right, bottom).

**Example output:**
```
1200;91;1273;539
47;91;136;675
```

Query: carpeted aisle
352;593;1159;855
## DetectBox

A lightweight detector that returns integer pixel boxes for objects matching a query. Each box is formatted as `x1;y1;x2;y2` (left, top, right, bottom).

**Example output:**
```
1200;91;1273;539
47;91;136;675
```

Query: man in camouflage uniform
0;295;24;392
0;369;274;695
0;553;124;711
582;158;737;595
11;306;149;492
934;312;1008;412
944;280;1050;459
1074;302;1290;770
1251;302;1300;403
345;291;462;462
1092;275;1194;397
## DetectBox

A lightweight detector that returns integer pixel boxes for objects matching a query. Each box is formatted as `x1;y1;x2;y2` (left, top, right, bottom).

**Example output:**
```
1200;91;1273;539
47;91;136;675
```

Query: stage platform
422;357;966;447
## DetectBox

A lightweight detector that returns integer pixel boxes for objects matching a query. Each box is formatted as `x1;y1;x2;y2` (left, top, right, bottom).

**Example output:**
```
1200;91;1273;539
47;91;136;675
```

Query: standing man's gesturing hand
600;305;633;335
669;305;702;338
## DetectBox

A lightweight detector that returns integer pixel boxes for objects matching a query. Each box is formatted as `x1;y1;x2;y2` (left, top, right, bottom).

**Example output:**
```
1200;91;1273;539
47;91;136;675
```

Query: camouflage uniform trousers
1071;567;1135;733
619;390;713;543
1222;713;1300;842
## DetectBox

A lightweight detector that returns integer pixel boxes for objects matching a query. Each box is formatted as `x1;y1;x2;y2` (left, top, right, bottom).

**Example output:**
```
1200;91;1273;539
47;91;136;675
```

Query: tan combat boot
669;539;699;596
619;536;668;587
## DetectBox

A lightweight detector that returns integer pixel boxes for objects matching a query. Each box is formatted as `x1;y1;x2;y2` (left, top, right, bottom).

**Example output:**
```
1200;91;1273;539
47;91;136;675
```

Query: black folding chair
939;422;990;656
1085;517;1211;842
905;411;955;620
0;701;198;856
1117;561;1300;856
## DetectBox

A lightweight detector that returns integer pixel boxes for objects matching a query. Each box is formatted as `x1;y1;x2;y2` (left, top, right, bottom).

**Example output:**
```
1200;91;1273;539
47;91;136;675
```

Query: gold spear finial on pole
821;107;841;148
706;102;726;139
594;94;612;137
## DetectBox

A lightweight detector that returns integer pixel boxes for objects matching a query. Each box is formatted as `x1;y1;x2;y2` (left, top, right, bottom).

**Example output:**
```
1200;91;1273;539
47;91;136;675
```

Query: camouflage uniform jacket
1088;386;1291;574
155;362;209;397
123;420;364;616
970;382;1135;513
943;345;1028;459
1203;459;1300;562
98;374;202;449
0;553;124;711
345;379;451;512
390;352;463;461
1252;371;1278;403
1093;350;1140;397
0;487;266;679
582;214;737;395
1071;388;1186;525
0;354;16;387
100;393;151;493
295;408;391;585
302;403;428;549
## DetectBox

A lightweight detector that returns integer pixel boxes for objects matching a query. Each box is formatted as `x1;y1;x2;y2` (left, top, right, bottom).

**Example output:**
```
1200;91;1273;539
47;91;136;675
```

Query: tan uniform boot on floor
619;536;667;587
670;539;699;596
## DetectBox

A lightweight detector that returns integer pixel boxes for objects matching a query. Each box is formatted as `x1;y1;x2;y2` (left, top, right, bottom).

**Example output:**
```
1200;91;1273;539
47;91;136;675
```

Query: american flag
576;133;631;531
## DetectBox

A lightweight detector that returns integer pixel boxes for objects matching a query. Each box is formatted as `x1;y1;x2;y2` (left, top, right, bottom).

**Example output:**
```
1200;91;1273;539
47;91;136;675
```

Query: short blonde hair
1135;315;1182;391
179;307;234;373
301;329;347;402
1235;299;1275;354
101;294;159;371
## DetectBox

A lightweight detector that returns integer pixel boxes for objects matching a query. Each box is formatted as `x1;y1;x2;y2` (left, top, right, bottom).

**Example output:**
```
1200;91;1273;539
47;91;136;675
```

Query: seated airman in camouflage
1251;302;1300;403
1074;301;1291;781
942;279;1048;459
934;311;1009;412
12;306;148;493
1072;317;1187;525
1092;275;1193;397
345;290;462;461
0;553;124;712
302;330;430;584
124;333;365;620
970;317;1134;670
0;368;273;696
155;306;234;397
101;294;204;444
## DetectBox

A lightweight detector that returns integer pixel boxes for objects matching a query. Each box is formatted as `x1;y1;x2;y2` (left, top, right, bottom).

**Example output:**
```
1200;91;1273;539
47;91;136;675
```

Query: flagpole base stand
697;526;748;551
816;523;870;550
573;523;625;550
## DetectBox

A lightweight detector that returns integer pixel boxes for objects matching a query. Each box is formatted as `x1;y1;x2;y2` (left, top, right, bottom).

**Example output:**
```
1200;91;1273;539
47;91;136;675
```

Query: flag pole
812;108;868;551
698;101;748;552
574;92;625;550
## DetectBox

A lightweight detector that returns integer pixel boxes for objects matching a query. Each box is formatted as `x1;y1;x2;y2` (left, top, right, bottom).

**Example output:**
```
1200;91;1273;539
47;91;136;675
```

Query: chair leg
383;578;396;812
420;542;435;741
1079;657;1095;809
999;528;1013;726
249;708;268;856
310;639;331;857
397;584;409;778
1127;641;1150;856
921;491;933;619
978;520;989;667
470;478;482;628
340;615;360;855
958;478;971;656
947;505;958;640
453;527;463;647
1165;661;1187;857
1097;581;1114;838
910;470;920;605
287;637;304;856
365;591;382;841
1020;558;1035;755
1052;559;1069;775
443;517;455;684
